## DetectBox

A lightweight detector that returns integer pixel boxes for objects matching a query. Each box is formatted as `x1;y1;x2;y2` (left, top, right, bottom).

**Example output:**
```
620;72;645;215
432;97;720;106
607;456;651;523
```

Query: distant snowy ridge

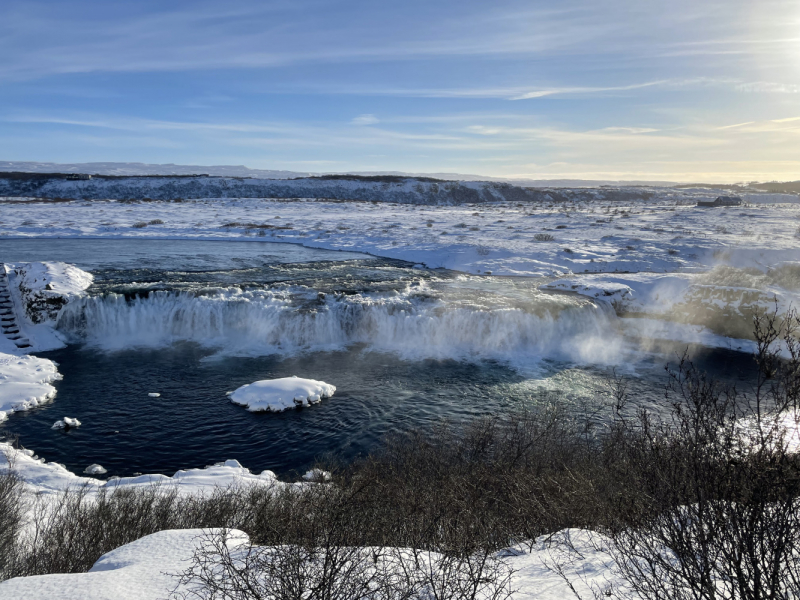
0;174;657;205
0;160;685;187
0;161;312;179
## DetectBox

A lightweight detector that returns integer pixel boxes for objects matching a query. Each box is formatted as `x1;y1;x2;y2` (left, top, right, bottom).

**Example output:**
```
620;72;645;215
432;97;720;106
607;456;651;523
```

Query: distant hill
0;172;657;205
0;161;682;188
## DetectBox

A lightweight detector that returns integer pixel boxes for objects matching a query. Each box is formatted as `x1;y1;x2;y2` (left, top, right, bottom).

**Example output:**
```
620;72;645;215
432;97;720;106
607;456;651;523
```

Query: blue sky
1;0;799;181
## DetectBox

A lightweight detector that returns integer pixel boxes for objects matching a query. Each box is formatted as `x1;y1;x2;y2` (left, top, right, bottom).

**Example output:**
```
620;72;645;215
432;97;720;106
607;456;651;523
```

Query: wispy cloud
736;82;800;94
2;1;799;181
351;114;379;126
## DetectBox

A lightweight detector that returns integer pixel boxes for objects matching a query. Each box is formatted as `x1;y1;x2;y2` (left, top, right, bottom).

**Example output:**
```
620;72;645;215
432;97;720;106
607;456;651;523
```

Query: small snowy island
229;376;336;412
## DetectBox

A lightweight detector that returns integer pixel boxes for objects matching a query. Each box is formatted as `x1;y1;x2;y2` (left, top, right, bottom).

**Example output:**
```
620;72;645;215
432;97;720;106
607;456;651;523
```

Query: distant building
697;195;742;207
65;174;92;180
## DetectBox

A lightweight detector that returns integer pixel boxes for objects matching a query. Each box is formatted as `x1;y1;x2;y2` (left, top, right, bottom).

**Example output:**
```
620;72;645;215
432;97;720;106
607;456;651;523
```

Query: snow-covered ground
0;526;621;600
2;195;798;277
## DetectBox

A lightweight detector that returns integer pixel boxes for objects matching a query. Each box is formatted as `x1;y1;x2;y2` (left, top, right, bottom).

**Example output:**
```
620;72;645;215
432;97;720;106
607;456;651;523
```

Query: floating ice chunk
229;376;336;413
84;463;107;475
302;468;332;482
52;416;81;429
148;392;161;397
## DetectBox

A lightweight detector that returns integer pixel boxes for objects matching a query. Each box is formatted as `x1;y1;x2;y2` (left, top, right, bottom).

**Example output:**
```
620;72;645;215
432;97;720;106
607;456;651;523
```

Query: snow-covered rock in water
543;278;635;307
0;528;249;600
52;417;81;429
84;463;107;475
302;468;332;482
230;376;336;412
0;352;61;421
7;261;93;325
147;392;160;397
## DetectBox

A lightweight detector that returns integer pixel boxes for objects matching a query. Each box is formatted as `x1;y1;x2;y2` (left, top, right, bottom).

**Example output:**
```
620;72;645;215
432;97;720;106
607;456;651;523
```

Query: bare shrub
534;233;555;242
0;468;25;579
132;221;148;228
561;308;800;599
148;219;164;225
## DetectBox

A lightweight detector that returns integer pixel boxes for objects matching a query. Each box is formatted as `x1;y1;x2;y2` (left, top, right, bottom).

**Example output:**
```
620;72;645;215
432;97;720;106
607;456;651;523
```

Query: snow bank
0;526;626;600
0;442;281;496
0;528;248;600
3;261;93;352
230;376;336;412
0;352;61;422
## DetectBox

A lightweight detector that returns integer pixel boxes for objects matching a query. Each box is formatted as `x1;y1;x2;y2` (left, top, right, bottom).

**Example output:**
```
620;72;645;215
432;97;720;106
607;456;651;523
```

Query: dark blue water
5;344;529;478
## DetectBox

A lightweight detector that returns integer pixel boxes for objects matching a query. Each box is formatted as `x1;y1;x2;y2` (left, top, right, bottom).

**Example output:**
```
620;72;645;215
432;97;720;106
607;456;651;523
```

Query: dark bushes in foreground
1;311;800;599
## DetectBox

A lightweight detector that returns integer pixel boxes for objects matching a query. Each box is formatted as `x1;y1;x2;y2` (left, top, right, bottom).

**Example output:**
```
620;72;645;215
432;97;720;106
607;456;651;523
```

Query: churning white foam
56;287;623;366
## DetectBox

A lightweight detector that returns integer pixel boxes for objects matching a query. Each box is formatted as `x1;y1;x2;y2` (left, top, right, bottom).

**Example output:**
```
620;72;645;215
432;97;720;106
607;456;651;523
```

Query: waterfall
57;287;623;365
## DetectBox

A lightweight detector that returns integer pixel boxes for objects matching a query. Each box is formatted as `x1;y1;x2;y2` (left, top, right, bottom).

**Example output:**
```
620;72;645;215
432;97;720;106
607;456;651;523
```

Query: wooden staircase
0;264;31;349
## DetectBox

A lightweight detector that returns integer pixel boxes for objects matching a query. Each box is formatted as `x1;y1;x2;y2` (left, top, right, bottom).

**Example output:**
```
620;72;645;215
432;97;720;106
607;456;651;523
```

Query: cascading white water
56;286;623;366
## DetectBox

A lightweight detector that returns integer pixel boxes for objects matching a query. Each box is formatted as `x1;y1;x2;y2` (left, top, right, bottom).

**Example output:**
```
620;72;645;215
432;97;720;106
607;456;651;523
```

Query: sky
1;0;799;182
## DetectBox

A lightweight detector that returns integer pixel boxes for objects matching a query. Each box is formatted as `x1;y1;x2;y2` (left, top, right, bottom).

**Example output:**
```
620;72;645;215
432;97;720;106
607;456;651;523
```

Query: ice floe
229;376;336;412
